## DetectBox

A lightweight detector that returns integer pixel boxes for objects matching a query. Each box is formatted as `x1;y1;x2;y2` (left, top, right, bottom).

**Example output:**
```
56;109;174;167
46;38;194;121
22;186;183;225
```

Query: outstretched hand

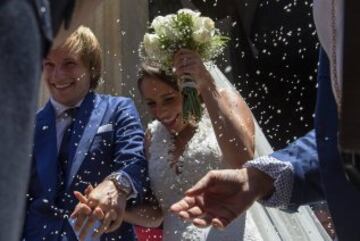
70;180;127;240
170;168;274;229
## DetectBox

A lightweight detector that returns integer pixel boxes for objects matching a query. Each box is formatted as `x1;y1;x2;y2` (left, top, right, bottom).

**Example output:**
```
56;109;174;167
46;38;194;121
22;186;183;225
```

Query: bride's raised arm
173;49;255;168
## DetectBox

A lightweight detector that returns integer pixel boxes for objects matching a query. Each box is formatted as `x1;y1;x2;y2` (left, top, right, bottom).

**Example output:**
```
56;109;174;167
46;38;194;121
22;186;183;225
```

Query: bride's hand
173;49;214;92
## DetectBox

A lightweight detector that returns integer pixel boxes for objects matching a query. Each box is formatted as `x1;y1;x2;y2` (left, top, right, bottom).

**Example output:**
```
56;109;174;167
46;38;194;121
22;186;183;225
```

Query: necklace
169;123;197;175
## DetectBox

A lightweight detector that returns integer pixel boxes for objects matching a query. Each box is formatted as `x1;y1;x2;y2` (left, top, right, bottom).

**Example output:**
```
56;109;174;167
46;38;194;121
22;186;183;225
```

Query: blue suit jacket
23;92;148;241
271;50;360;240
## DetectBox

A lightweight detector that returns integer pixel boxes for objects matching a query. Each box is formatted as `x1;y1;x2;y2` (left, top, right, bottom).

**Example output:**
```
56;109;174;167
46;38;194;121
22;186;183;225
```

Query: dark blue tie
58;108;77;180
56;108;78;207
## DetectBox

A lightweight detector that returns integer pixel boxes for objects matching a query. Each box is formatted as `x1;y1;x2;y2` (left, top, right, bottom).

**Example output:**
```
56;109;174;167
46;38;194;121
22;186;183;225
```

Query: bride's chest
149;138;221;180
147;124;222;203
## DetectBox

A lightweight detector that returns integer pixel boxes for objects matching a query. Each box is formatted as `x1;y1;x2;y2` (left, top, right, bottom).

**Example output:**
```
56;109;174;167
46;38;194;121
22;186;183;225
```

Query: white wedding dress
146;65;331;241
147;112;264;241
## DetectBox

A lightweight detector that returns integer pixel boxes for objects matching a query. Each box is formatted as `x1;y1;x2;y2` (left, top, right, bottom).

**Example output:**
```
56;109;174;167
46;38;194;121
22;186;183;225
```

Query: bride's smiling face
140;76;187;133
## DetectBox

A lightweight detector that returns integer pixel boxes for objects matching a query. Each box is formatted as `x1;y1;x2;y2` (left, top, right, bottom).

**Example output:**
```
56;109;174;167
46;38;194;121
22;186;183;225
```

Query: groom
23;26;148;241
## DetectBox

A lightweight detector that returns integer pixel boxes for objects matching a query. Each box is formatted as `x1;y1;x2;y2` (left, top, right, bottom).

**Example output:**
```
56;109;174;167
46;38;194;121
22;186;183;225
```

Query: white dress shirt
50;98;83;152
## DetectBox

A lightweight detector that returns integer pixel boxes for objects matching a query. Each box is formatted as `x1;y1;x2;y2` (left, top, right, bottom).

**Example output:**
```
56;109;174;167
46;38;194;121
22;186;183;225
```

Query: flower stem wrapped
180;76;203;121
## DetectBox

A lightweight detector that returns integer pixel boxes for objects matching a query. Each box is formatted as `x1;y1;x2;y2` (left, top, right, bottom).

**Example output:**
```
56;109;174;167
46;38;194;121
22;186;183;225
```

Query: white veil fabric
206;64;332;241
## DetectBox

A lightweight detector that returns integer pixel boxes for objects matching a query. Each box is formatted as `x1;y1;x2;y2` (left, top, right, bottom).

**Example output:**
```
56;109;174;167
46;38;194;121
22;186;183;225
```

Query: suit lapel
66;93;108;189
67;92;95;166
34;101;58;198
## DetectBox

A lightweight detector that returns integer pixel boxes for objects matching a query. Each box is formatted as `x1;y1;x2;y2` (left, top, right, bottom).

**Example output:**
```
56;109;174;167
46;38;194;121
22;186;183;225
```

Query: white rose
143;33;161;58
164;14;176;22
193;17;215;33
202;17;215;31
151;16;166;32
192;28;212;43
151;15;176;40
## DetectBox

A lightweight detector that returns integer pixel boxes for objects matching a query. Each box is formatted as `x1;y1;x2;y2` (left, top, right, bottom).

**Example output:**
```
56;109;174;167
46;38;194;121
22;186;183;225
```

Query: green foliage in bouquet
182;84;203;122
140;9;229;121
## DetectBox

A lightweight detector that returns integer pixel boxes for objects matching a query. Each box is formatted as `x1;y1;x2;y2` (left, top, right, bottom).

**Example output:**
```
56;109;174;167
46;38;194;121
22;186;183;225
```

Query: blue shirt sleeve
245;130;324;208
271;130;324;206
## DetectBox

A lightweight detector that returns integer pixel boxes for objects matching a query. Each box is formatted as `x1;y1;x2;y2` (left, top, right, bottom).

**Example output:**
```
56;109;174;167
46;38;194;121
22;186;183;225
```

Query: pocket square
96;123;113;134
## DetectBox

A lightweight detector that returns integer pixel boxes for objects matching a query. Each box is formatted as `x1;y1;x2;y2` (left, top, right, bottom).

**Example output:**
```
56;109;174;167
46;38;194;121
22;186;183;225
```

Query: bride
124;48;264;241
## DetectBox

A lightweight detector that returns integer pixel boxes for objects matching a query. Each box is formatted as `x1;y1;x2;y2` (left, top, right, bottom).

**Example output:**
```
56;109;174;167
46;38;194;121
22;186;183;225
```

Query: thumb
106;209;124;233
185;171;215;196
106;216;123;233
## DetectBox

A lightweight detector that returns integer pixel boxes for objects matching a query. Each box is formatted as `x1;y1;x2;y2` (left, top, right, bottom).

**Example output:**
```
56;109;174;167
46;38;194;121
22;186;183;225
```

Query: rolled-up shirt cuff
243;156;294;207
111;171;138;200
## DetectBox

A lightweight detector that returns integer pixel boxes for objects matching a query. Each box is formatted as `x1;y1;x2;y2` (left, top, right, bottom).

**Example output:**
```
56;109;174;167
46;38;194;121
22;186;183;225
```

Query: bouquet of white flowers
140;9;229;121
